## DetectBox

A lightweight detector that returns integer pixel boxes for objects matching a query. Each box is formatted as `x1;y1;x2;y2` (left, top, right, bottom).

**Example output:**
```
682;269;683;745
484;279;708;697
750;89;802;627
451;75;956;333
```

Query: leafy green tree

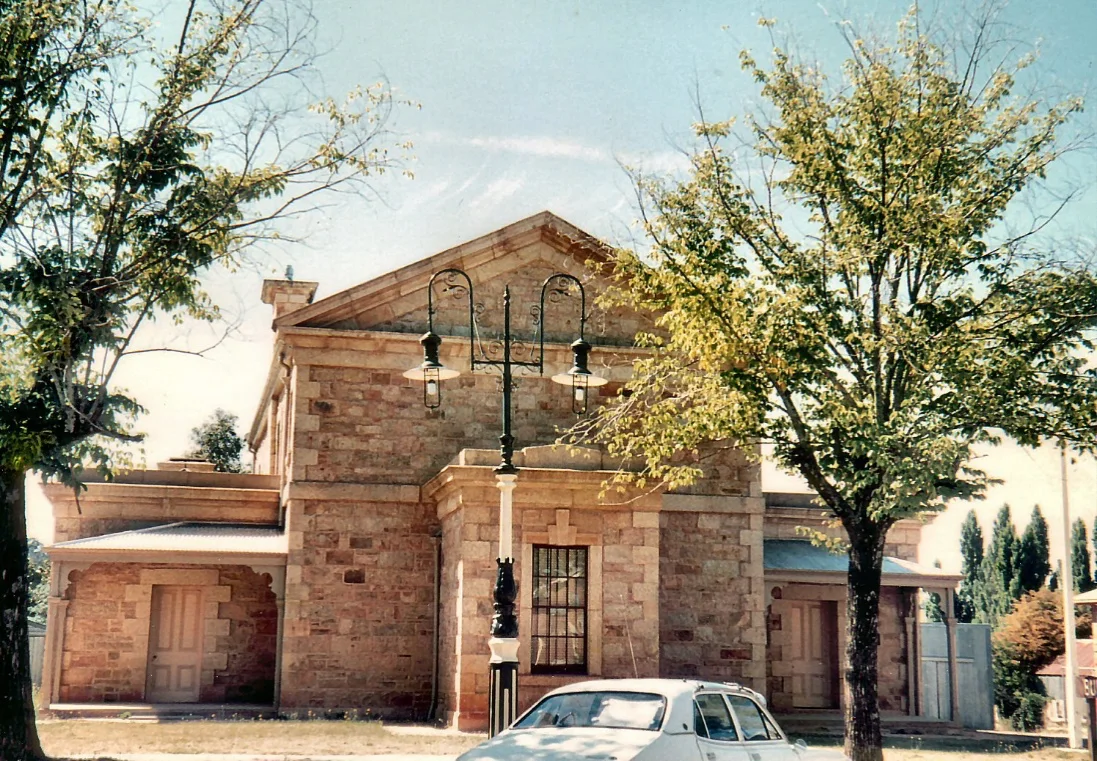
923;591;945;622
1015;506;1051;594
1072;519;1094;593
0;1;407;757
577;9;1092;759
188;409;245;473
976;505;1020;629
24;539;49;624
992;588;1093;730
955;510;984;623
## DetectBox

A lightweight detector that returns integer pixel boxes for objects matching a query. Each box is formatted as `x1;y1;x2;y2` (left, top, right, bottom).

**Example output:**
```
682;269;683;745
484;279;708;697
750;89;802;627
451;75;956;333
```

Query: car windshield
515;691;667;731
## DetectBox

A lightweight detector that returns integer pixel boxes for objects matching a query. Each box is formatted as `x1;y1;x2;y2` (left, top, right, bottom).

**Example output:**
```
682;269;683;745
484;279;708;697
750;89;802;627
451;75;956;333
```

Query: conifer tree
976;505;1020;628
956;510;984;623
1072;519;1094;593
1016;506;1051;593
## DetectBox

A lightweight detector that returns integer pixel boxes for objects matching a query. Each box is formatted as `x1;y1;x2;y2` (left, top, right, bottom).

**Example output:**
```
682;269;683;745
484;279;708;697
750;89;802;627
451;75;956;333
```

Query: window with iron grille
531;545;588;674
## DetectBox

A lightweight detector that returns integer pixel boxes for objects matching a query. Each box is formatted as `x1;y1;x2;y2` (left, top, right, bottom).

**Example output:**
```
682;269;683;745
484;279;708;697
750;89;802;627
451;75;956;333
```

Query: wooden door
787;599;839;708
146;586;204;703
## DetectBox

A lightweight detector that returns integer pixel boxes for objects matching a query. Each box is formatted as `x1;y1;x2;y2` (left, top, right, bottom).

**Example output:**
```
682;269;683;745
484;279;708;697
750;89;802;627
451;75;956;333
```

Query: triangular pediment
277;211;647;346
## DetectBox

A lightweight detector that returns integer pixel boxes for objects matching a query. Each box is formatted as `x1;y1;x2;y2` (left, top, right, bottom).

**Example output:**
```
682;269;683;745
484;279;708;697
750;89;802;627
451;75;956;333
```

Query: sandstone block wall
278;485;436;718
658;494;767;692
58;563;277;704
429;465;663;730
763;505;924;562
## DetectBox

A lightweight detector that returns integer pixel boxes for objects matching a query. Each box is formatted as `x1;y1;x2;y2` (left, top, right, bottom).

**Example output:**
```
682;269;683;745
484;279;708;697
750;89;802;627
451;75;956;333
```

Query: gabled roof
274;210;612;330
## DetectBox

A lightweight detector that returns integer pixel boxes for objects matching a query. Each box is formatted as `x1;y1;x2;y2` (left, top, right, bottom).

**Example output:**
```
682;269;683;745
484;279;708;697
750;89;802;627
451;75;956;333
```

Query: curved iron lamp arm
537;273;586;374
426;268;476;363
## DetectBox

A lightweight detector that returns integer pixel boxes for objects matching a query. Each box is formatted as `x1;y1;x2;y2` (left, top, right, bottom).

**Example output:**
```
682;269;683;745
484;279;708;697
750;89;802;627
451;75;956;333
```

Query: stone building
41;211;961;728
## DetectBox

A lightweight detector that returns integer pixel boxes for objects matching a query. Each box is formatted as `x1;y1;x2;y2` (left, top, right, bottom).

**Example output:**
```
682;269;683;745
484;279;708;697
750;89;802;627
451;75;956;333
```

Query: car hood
455;726;658;761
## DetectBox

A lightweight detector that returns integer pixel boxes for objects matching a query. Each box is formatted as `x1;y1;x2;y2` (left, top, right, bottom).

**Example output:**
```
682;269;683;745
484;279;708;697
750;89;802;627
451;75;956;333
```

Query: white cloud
467;176;526;211
422;131;609;163
616;149;692;176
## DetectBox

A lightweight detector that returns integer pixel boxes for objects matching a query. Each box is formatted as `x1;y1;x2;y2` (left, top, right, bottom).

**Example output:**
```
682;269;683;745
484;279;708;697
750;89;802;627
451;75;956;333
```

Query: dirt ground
35;719;1083;760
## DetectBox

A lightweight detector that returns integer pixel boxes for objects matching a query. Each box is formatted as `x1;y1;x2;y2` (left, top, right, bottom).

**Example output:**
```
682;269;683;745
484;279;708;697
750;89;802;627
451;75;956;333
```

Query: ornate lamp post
403;268;606;735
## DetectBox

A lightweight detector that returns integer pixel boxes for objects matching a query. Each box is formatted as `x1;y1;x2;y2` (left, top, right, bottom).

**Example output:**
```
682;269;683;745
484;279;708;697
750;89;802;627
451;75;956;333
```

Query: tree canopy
578;9;1092;760
1015;506;1051;595
0;1;408;757
188;409;245;473
1071;518;1094;593
956;510;984;622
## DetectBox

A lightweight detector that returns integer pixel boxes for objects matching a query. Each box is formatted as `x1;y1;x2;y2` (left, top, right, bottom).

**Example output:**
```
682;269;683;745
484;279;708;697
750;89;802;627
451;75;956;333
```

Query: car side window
694;694;739;741
727;695;779;741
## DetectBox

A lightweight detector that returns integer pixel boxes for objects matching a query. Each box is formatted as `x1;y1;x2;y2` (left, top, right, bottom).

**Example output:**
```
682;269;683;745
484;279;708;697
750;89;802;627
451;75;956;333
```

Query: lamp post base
488;636;519;737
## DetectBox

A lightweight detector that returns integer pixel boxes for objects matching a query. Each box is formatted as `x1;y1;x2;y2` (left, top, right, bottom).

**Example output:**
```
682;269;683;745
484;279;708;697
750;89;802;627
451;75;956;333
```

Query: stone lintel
422;462;662;510
661;493;764;514
283;481;421;503
48;549;287;567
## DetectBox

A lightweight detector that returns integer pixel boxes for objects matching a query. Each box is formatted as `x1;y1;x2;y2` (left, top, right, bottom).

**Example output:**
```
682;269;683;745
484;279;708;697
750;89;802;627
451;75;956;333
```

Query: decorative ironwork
491;558;519;638
405;268;607;740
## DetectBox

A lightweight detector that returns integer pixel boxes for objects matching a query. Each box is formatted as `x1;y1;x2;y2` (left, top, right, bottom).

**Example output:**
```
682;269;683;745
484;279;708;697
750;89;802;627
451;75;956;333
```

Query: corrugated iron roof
764;539;955;578
1038;640;1096;677
51;522;286;555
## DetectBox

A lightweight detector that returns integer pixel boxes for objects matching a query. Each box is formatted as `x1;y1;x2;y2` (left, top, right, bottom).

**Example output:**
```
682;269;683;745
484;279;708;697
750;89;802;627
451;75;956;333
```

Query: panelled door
146;586;204;703
786;599;839;708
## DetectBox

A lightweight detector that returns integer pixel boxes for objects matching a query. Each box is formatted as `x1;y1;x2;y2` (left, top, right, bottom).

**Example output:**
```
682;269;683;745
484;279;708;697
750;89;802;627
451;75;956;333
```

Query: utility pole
1063;442;1082;749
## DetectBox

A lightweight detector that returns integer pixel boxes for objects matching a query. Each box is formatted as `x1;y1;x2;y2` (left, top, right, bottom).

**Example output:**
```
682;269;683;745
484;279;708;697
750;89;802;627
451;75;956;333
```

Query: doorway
146;586;204;702
786;599;839;709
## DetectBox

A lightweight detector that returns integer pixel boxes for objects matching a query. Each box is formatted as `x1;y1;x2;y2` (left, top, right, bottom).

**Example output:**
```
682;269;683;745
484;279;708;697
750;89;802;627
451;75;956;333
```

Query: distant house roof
763;539;961;587
49;522;287;565
1038;640;1096;678
27;620;46;637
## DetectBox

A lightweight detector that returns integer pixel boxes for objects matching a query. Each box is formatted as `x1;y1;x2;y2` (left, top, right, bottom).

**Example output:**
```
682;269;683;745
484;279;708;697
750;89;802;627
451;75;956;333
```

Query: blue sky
27;0;1097;571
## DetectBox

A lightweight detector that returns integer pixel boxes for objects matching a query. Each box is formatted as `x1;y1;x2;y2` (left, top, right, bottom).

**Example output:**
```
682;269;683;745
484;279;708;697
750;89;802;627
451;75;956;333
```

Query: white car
457;678;850;761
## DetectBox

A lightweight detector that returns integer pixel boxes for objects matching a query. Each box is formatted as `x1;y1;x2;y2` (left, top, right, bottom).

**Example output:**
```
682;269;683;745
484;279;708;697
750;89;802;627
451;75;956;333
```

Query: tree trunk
0;467;45;761
843;526;888;761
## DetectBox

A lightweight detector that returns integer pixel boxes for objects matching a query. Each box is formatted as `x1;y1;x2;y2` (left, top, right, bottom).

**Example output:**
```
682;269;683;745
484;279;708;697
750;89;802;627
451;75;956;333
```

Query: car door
725;693;794;761
693;692;750;761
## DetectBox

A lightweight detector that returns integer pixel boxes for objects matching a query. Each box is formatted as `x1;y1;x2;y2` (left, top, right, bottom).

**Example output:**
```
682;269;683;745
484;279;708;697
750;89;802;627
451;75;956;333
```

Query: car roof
534;679;772;737
542;678;764;702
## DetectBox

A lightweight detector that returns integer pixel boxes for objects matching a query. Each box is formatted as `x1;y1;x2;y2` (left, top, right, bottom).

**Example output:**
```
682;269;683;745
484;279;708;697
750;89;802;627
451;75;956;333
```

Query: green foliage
1015;506;1051;594
0;0;409;486
991;588;1089;731
188;409;245;473
955;510;983;622
922;591;944;623
974;505;1020;629
575;10;1091;754
0;3;409;756
1071;518;1094;593
25;539;49;623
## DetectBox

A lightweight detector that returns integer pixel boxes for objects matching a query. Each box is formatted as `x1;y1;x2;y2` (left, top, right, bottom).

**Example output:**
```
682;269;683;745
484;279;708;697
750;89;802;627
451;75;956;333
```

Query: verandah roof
48;522;287;565
764;539;961;588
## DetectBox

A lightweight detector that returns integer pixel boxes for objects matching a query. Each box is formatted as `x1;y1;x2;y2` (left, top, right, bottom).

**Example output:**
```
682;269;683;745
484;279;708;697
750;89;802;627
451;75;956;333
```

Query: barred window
531;545;587;674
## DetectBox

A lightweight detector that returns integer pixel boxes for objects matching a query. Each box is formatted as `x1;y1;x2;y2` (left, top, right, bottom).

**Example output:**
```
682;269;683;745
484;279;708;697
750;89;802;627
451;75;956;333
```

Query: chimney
261;279;319;321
